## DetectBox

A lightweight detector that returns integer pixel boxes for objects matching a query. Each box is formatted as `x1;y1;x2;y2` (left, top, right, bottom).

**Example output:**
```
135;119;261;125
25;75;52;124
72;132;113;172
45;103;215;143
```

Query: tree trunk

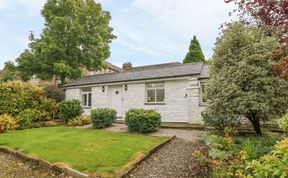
247;114;262;136
60;75;66;85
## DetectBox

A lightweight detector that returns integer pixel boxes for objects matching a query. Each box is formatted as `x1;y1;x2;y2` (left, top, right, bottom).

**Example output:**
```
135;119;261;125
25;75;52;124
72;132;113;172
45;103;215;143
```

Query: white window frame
81;88;92;108
200;82;207;105
146;82;165;104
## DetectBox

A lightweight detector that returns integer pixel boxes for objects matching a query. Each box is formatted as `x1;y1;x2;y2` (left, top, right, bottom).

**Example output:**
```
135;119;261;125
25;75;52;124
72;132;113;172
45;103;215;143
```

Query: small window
82;88;92;107
146;82;165;103
201;83;207;104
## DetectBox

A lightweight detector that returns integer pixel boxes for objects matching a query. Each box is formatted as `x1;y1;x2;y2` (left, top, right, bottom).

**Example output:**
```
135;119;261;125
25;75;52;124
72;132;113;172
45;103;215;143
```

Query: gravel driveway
0;152;70;178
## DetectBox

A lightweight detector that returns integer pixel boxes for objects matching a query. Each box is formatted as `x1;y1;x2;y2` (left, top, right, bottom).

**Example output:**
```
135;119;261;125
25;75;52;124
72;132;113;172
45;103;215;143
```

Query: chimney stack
122;62;133;70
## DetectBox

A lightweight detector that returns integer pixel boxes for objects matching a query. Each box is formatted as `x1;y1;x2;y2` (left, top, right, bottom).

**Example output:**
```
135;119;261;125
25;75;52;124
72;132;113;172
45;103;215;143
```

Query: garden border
0;135;175;178
117;135;176;178
0;146;88;178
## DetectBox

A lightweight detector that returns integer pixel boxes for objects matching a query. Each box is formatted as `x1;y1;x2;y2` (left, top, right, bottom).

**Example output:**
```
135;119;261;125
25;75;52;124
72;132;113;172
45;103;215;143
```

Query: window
146;83;165;103
201;83;207;104
82;88;92;107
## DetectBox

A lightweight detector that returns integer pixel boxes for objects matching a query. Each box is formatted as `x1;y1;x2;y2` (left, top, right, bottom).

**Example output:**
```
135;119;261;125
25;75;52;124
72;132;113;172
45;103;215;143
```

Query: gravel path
99;124;206;178
0;152;70;178
126;138;205;178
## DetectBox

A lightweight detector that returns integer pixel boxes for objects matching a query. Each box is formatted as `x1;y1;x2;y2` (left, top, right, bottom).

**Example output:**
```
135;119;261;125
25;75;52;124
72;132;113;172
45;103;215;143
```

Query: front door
110;85;123;118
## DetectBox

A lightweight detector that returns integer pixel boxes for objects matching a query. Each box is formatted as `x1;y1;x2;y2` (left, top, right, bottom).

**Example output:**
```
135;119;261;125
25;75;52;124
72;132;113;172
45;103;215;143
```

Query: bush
0;114;18;132
91;108;117;129
125;109;161;133
42;121;58;127
44;85;65;103
278;112;288;134
59;100;83;122
245;138;288;177
15;109;51;129
202;110;241;131
68;115;92;126
0;81;56;116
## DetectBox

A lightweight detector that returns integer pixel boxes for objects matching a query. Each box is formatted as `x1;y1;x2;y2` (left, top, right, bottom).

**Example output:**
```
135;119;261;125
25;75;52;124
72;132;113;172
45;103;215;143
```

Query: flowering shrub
0;114;18;133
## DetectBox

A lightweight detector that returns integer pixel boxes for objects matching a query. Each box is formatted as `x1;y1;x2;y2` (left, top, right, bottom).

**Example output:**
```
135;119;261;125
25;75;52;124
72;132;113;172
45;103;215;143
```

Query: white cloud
99;0;236;63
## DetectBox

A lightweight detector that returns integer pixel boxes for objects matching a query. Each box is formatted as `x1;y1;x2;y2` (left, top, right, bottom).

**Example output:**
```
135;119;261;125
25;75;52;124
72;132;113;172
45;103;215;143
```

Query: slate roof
64;62;206;87
129;62;182;71
106;62;123;72
199;64;209;79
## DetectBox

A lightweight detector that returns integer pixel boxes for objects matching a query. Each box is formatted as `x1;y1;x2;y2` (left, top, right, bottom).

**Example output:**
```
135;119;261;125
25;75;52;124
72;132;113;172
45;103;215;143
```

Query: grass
0;127;167;176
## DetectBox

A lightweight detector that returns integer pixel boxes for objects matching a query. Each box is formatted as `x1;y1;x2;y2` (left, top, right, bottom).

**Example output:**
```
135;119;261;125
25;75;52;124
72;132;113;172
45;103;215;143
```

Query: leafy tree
17;0;116;84
225;0;288;78
183;36;205;63
0;61;19;82
204;23;288;135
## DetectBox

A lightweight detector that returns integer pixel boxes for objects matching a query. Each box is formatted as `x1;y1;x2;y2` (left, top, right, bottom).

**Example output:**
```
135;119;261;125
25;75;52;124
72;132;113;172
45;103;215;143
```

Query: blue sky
0;0;235;69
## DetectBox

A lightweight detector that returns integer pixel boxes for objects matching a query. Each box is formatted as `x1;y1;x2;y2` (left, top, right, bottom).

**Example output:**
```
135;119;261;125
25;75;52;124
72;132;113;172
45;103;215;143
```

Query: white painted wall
65;77;206;123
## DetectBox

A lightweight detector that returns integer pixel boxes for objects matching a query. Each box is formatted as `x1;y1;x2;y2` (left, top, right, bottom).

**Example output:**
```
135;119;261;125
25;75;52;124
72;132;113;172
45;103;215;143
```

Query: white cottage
63;62;209;124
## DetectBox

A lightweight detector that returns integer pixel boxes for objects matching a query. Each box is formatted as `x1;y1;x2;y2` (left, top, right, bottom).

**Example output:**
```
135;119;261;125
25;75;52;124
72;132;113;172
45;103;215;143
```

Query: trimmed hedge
91;108;117;129
59;100;83;122
125;109;161;133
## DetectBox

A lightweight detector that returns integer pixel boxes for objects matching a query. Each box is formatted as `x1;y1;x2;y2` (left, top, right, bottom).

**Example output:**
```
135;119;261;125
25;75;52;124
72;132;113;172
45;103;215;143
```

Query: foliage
16;0;116;84
59;100;83;122
245;138;288;177
43;121;58;127
204;22;288;135
183;36;205;63
0;61;19;82
15;109;50;129
0;81;58;118
0;114;18;133
278;112;288;134
226;0;288;78
68;115;92;126
200;131;282;177
91;108;116;129
202;110;240;131
125;109;161;133
0;127;167;176
44;85;65;103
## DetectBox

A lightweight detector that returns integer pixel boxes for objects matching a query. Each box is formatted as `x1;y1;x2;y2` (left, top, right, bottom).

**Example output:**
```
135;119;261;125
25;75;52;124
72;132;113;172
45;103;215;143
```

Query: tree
204;23;288;135
17;0;116;84
225;0;288;78
183;36;205;63
0;61;19;82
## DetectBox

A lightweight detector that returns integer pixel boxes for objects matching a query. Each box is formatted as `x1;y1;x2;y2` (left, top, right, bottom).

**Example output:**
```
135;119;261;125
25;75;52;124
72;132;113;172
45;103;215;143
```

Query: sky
0;0;235;69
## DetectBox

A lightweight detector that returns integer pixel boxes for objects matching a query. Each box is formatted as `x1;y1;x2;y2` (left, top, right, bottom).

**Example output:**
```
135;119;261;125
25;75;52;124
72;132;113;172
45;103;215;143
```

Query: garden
194;22;288;177
0;80;165;176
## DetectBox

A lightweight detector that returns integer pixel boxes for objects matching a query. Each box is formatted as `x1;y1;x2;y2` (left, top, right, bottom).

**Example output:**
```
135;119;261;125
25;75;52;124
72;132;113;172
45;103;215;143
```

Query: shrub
91;108;117;129
202;110;241;131
43;121;58;127
0;81;56;116
125;109;161;133
59;100;83;122
278;112;288;134
44;85;65;103
68;115;92;126
0;114;18;133
245;138;288;177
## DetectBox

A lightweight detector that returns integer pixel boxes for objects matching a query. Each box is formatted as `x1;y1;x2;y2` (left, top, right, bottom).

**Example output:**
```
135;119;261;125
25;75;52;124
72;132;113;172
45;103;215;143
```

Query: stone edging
0;135;175;178
117;135;176;178
0;146;88;178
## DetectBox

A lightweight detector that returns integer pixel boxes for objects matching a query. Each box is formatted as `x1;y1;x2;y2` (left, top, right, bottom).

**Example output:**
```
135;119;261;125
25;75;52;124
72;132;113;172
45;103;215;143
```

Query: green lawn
0;127;167;176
